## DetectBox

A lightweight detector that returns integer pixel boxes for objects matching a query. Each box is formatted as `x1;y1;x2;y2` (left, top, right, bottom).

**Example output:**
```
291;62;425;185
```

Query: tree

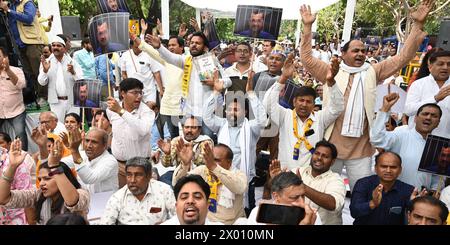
355;0;450;42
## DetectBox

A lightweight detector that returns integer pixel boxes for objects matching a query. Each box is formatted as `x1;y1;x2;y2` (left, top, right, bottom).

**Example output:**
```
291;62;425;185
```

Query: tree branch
430;0;450;15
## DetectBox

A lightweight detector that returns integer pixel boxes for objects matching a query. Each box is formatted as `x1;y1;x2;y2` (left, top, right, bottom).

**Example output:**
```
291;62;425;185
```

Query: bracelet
1;173;13;183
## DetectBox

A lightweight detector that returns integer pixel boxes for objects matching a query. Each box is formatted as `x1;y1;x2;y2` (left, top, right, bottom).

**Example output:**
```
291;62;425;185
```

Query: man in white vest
299;0;434;191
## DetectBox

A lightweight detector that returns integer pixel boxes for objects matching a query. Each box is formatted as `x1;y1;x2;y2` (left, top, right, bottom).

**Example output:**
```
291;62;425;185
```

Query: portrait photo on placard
89;12;129;56
418;135;450;177
97;0;129;13
233;5;282;40
73;79;102;109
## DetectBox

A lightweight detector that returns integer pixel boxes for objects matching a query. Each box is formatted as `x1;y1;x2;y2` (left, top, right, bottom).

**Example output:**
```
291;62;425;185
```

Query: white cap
51;36;66;46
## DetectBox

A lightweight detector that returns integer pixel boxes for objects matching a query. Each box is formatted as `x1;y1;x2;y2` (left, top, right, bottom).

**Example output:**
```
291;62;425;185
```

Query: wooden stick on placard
82;107;86;132
436;175;445;196
106;54;112;98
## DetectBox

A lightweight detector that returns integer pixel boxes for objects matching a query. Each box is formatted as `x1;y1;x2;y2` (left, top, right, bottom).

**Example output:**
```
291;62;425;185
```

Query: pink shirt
0;66;26;118
0;149;33;225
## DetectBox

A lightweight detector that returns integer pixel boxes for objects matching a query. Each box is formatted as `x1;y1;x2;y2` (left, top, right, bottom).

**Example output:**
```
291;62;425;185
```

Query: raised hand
381;93;400;112
269;159;282;179
140;18;148;34
410;187;428;201
157;139;171;155
8;139;26;168
31;125;48;147
280;53;295;84
178;23;188;37
106;96;122;114
156;18;163;35
189;17;200;32
67;62;75;75
59;132;70;149
144;34;161;49
208;70;222;91
68;129;82;151
410;0;435;25
434;85;450;102
41;55;51;73
326;56;340;86
370;184;383;209
300;5;316;26
203;142;217;171
48;139;63;168
175;139;194;167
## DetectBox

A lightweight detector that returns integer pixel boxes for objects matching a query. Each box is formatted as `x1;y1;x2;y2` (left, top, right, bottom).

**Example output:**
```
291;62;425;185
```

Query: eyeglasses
183;126;200;130
39;119;55;125
235;49;250;54
127;90;143;96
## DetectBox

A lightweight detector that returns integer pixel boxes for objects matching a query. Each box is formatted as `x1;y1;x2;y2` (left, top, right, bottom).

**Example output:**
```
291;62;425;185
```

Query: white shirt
55;61;67;97
52;121;66;135
404;74;450;138
252;55;268;73
100;179;175;225
75;151;119;194
107;103;155;161
161;215;224;225
264;82;344;170
158;46;231;117
292;166;346;225
370;111;437;189
120;50;163;103
38;54;83;104
440;185;450;208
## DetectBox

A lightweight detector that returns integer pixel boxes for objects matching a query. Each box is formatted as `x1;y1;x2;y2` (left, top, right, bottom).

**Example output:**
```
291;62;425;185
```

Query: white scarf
217;119;250;178
340;62;371;137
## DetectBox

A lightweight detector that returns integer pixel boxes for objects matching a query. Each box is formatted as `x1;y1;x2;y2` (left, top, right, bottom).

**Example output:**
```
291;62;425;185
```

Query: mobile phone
256;203;305;225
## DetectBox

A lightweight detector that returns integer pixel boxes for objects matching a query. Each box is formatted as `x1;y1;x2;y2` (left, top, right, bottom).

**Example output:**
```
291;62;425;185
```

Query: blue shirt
95;55;115;86
8;1;37;48
350;175;414;225
150;115;170;151
74;49;96;79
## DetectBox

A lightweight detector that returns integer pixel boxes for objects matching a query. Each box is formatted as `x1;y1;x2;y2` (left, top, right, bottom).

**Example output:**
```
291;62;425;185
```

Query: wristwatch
48;166;64;177
118;108;126;117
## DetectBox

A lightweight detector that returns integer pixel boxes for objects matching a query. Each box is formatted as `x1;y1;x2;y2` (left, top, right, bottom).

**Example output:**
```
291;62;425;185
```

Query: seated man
39;111;65;134
100;157;175;225
408;195;448;225
172;142;247;225
238;10;275;40
247;171;317;225
161;174;223;225
158;116;212;168
61;128;118;193
350;151;415;225
289;140;346;225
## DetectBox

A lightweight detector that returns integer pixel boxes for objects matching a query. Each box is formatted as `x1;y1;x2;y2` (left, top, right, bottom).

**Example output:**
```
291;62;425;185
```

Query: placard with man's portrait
97;0;129;13
418;135;450;177
233;5;282;40
73;79;102;109
88;12;129;56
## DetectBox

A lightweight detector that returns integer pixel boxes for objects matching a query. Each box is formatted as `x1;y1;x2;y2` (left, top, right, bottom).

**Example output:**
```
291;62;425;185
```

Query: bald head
84;128;109;160
39;111;59;131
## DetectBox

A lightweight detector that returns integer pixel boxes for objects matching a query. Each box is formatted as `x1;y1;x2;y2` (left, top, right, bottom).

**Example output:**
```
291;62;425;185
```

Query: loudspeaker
436;17;450;51
61;16;82;40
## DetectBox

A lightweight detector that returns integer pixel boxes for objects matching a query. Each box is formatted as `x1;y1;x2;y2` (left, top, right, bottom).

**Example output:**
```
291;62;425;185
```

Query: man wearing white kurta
263;54;344;170
371;93;441;189
404;51;450;138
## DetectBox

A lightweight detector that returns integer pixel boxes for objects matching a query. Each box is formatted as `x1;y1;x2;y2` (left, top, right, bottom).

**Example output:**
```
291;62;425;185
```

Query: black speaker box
61;16;82;40
436;17;450;51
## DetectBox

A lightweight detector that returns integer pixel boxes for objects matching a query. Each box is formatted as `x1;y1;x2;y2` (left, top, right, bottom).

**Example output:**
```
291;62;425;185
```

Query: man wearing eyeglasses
106;78;155;188
224;42;253;94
